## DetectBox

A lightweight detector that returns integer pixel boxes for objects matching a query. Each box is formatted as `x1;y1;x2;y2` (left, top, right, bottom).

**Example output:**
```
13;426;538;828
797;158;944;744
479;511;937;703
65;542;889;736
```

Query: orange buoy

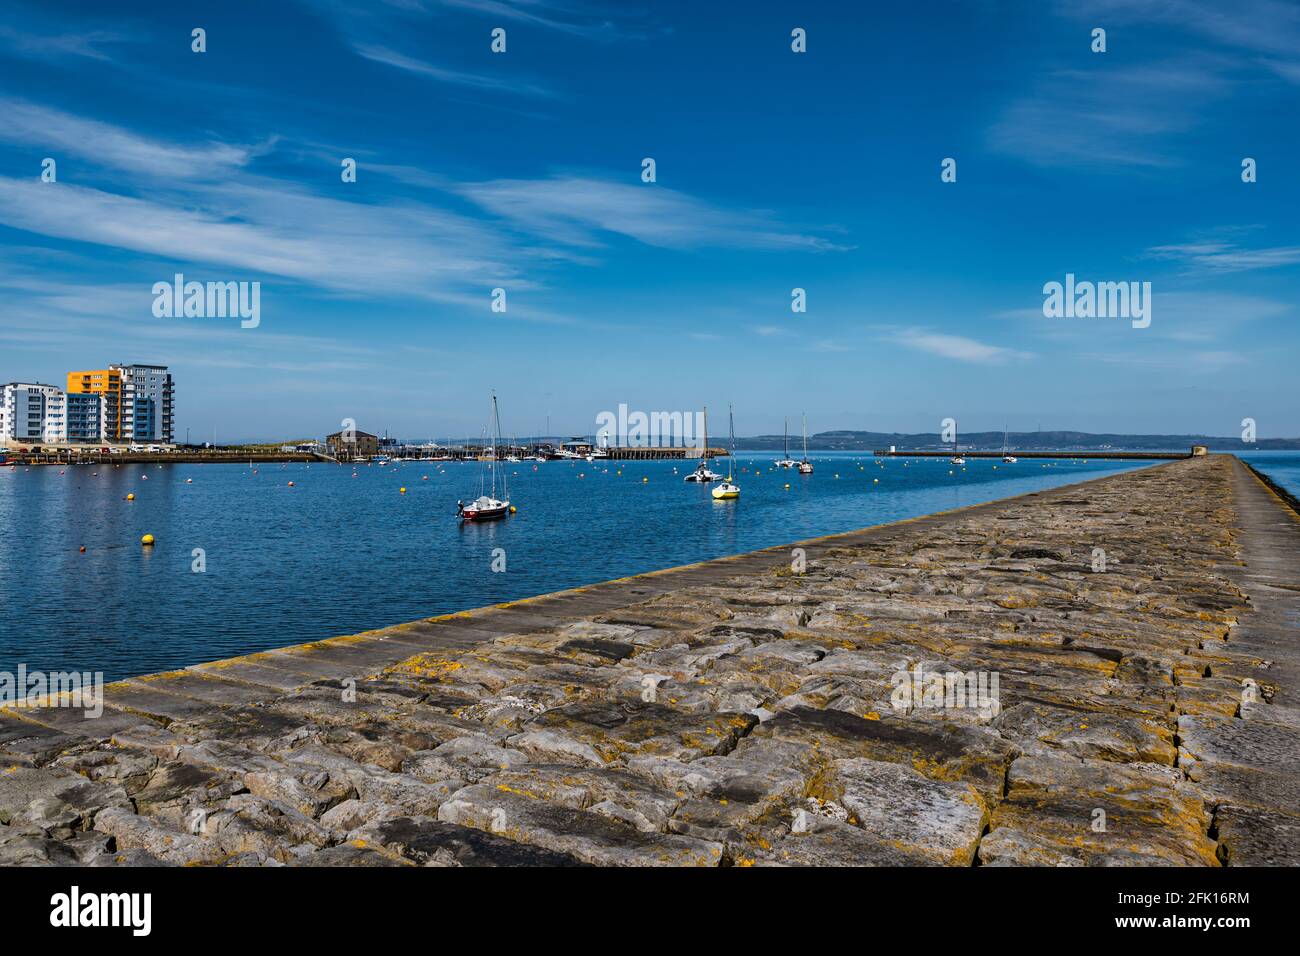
126;493;135;501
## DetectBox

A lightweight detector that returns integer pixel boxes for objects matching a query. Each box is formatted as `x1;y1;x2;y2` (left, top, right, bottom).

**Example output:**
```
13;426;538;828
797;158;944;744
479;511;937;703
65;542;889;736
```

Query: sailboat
457;393;512;521
774;417;799;468
1001;426;1017;463
798;414;814;474
712;406;740;500
684;406;722;482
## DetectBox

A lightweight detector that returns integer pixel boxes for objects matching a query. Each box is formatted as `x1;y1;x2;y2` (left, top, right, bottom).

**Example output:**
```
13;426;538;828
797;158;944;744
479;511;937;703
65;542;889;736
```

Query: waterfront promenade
1;455;1296;866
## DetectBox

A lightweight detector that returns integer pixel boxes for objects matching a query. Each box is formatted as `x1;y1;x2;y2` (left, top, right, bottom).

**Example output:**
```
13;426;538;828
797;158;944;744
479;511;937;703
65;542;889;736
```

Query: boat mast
730;406;737;480
491;392;507;501
784;417;789;459
802;413;809;462
702;406;710;467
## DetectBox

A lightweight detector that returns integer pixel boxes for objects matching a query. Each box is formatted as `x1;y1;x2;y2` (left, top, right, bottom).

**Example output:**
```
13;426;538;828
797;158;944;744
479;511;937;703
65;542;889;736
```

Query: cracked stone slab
437;784;724;866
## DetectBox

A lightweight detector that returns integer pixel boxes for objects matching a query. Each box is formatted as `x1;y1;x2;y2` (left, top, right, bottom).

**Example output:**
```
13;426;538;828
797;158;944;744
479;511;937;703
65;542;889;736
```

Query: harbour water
1242;451;1300;499
0;453;1181;682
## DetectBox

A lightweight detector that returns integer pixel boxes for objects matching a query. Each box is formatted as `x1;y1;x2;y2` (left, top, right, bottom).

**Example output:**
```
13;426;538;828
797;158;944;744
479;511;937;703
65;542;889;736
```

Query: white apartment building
0;383;65;444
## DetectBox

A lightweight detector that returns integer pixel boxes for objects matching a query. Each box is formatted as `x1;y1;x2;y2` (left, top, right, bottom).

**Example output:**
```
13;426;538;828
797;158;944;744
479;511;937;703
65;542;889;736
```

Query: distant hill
736;430;1300;452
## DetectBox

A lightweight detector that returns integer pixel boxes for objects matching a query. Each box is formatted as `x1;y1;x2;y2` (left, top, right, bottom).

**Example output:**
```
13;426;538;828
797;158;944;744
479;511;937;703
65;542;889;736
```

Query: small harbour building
326;429;380;461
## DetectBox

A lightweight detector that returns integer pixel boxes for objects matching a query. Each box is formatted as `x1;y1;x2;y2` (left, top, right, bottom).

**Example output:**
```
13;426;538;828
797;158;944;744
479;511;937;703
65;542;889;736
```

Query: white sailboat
798;414;814;474
1001;427;1017;463
712;406;740;500
775;417;799;468
685;406;722;482
457;393;512;521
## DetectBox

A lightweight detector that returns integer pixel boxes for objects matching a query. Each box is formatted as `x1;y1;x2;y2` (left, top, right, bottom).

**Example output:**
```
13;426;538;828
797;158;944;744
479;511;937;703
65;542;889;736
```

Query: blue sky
1;0;1297;441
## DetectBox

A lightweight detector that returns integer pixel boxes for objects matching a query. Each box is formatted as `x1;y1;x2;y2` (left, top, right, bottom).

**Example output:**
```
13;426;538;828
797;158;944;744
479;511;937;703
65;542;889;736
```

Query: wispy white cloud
988;61;1230;169
429;0;640;39
459;175;847;251
0;98;259;180
804;338;850;353
894;330;1031;364
352;43;555;98
0;106;838;323
0;176;523;302
313;0;652;42
0;24;131;62
1146;240;1300;273
1054;0;1300;85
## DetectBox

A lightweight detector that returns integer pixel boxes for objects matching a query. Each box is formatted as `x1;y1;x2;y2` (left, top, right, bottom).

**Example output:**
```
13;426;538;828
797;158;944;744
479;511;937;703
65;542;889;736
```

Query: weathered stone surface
979;752;1218;867
438;784;723;866
1213;804;1300;866
824;758;987;865
350;815;587;866
0;766;131;831
995;703;1177;765
521;700;757;763
1178;714;1300;778
93;807;225;865
754;706;1014;803
744;820;935;867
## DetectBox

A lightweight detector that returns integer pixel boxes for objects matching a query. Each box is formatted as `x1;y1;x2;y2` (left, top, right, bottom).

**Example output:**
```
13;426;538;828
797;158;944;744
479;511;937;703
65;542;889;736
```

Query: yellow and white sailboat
712;405;740;500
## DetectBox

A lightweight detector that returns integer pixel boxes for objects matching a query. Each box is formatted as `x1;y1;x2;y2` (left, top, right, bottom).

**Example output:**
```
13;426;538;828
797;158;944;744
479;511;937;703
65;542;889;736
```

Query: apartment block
0;383;65;444
67;367;122;440
66;364;174;443
116;364;174;443
66;392;104;442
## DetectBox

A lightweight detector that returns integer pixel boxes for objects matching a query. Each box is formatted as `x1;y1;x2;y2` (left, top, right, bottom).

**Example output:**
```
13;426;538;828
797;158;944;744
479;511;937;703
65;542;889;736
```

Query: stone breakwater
2;456;1297;866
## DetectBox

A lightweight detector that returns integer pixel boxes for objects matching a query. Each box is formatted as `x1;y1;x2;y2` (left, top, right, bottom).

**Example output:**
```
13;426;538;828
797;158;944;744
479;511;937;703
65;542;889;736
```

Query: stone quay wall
2;455;1297;866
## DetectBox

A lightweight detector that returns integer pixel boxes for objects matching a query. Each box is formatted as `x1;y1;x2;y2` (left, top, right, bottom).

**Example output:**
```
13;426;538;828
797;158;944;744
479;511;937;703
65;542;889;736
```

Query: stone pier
2;455;1297;866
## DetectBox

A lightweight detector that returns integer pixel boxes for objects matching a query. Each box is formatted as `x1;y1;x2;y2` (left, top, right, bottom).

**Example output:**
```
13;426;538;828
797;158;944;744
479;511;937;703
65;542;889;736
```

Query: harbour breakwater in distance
1;455;1297;866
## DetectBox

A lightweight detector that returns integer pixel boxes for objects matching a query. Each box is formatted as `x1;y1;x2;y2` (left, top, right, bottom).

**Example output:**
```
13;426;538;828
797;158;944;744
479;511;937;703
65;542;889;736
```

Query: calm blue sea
1241;451;1300;499
0;453;1162;681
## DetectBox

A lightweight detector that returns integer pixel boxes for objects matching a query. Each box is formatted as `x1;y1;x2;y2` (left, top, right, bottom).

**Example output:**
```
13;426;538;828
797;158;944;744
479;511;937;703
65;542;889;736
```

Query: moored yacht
457;394;512;522
712;406;740;500
685;406;723;482
774;418;799;468
1000;427;1017;463
797;414;814;474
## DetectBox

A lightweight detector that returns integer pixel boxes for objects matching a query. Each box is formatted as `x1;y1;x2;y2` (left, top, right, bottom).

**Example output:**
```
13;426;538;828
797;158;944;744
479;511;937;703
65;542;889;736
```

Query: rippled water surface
0;453;1157;680
1242;451;1300;498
